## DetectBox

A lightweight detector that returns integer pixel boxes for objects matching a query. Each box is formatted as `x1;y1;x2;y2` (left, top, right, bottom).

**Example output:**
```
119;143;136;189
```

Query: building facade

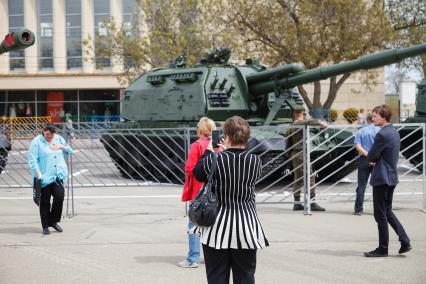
0;0;137;122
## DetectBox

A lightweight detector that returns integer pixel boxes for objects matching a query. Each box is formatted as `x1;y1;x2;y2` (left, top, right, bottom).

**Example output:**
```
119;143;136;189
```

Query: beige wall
303;69;385;123
0;74;121;90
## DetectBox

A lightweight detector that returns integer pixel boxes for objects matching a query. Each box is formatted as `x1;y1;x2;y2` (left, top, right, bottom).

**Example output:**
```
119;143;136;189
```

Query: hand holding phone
212;130;220;149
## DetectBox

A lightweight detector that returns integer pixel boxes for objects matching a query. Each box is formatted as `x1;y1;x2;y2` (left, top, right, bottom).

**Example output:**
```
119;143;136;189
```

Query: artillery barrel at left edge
0;29;35;55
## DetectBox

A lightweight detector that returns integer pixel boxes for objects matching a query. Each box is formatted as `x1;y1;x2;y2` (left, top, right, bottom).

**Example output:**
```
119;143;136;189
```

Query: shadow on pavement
0;226;41;235
134;255;183;265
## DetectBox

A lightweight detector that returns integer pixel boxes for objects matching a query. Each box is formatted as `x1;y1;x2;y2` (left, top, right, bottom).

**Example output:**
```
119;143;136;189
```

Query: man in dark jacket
364;104;411;257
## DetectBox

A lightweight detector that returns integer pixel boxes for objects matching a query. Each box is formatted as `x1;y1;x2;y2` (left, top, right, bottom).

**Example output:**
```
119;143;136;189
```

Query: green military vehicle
101;44;426;183
400;78;426;172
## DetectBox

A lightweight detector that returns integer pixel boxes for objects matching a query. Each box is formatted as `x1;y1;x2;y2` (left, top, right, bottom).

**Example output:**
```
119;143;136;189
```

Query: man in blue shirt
353;113;380;215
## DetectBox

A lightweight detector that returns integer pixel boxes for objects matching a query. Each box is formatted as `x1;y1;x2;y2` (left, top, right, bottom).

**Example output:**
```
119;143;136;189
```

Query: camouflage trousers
291;151;316;201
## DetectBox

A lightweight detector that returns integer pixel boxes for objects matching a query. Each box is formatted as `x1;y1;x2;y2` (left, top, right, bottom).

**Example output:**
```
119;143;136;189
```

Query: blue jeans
186;220;200;263
355;156;372;213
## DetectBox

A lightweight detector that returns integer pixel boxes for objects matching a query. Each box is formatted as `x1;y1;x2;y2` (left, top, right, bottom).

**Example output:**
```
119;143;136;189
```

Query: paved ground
0;186;425;284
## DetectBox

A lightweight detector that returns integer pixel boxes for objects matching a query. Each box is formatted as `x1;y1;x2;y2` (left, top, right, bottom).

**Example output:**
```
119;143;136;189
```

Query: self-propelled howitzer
103;44;426;183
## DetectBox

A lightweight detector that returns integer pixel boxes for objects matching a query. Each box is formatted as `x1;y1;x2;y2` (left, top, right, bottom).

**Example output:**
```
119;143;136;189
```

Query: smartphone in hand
212;130;220;148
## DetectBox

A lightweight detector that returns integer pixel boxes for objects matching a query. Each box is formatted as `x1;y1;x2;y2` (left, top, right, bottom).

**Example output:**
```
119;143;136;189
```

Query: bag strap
206;152;218;185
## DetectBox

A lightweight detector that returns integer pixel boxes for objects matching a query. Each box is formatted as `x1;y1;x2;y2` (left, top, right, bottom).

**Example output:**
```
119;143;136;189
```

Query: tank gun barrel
246;63;305;84
0;29;35;55
248;43;426;95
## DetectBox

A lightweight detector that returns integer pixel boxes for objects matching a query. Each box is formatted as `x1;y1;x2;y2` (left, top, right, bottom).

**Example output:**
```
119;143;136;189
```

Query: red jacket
181;137;210;201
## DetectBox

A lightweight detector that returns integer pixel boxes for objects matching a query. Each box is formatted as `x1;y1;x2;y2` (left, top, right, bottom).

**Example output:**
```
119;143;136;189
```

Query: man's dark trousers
355;156;372;213
202;244;256;284
373;185;410;252
40;179;64;229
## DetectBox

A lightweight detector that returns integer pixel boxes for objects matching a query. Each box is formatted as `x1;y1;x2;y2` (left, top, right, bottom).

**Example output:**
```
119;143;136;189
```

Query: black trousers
39;179;64;229
373;185;410;252
202;244;256;284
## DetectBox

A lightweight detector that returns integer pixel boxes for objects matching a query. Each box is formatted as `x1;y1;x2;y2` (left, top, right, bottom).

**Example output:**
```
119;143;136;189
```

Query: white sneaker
177;259;198;268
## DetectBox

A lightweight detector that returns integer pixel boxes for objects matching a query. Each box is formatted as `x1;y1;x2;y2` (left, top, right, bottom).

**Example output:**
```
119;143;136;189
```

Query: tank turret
0;29;35;55
104;44;426;183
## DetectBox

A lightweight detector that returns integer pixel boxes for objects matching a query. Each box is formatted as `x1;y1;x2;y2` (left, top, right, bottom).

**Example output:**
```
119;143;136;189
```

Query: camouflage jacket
285;119;323;150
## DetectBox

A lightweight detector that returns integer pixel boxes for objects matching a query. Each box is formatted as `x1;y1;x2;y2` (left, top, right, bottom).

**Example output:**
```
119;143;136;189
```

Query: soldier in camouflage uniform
286;108;326;211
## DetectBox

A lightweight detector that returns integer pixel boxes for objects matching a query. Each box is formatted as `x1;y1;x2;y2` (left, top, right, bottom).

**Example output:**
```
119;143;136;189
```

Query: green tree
84;0;214;86
385;0;426;75
205;0;395;114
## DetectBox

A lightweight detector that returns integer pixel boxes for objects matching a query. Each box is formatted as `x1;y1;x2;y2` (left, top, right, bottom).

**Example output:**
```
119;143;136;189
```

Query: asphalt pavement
0;186;425;284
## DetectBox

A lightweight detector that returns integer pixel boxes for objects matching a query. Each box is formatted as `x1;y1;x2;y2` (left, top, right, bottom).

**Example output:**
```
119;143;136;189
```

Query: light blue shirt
28;134;72;187
354;123;380;154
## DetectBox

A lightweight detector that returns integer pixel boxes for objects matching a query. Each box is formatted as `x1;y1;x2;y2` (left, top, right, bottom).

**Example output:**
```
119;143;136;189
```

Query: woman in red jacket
177;117;216;268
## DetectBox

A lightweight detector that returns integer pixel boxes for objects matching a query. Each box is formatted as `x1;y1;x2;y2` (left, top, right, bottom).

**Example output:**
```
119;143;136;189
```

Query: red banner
47;92;64;123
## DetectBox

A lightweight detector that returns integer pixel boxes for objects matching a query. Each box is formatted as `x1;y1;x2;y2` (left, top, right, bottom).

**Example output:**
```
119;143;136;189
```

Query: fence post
304;126;311;215
66;133;75;217
184;127;191;215
423;123;426;213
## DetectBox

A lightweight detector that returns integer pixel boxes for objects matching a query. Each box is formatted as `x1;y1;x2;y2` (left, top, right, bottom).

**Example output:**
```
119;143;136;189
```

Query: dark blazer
367;124;400;186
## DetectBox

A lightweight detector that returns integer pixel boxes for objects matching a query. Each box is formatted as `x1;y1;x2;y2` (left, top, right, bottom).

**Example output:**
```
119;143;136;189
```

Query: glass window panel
8;0;23;15
40;58;54;68
123;0;137;14
10;59;25;70
39;0;52;15
66;15;81;27
66;0;82;70
38;2;53;70
67;46;82;57
8;16;24;28
94;0;109;14
94;0;110;68
9;1;25;70
66;0;81;14
67;57;82;68
79;90;119;101
67;28;81;38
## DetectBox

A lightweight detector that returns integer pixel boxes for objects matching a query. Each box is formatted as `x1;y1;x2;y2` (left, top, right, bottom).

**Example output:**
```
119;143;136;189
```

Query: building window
94;0;110;68
122;0;138;69
8;0;25;71
38;0;54;69
66;0;82;69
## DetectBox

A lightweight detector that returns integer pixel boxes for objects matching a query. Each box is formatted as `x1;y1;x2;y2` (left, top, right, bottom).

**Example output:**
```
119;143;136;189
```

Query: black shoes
364;248;388;257
293;203;326;211
364;245;412;256
293;204;304;211
42;228;50;235
399;244;412;254
353;211;363;215
311;203;326;211
50;223;63;232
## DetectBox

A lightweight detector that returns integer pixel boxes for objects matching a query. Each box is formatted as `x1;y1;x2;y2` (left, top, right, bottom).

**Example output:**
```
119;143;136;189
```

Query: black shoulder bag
33;178;42;206
188;152;218;227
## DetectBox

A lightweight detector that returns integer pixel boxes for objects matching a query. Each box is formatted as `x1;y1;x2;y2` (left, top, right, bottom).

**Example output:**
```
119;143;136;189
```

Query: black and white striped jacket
192;148;269;250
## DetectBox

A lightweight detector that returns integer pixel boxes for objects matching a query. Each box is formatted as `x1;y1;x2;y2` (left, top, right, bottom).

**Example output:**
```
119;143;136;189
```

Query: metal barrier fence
0;123;425;213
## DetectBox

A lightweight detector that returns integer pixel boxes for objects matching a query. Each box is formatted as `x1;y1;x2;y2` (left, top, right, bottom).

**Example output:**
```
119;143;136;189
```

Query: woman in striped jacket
193;116;269;284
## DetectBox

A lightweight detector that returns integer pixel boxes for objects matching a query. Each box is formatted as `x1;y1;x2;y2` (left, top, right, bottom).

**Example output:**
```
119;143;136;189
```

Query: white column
110;0;123;74
0;0;9;73
24;0;38;73
82;0;94;73
53;0;66;73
